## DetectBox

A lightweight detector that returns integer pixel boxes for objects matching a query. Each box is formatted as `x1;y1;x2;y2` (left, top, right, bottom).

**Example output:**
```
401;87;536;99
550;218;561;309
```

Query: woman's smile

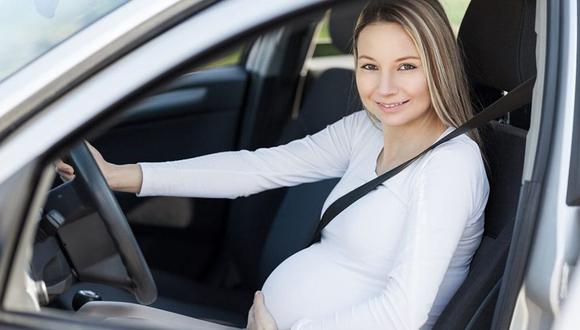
376;99;410;113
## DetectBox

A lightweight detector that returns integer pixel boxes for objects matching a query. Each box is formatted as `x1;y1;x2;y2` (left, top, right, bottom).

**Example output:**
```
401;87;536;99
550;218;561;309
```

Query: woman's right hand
55;142;113;182
55;142;143;193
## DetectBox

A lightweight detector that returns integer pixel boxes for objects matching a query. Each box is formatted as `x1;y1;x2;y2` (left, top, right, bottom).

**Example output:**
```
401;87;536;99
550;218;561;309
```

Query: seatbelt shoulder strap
311;77;536;244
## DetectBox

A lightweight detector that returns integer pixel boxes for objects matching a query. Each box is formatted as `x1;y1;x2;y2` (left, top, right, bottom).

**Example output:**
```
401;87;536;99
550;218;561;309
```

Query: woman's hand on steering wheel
56;142;112;184
55;142;143;193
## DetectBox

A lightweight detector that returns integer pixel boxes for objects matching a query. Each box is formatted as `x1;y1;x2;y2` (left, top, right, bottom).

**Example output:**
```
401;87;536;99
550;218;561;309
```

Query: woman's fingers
55;159;75;182
251;291;277;330
54;142;108;183
55;159;74;175
254;291;264;306
246;304;255;330
59;173;76;181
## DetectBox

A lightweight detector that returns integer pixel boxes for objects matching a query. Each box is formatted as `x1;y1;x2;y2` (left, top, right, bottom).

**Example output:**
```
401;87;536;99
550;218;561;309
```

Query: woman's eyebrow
395;56;420;62
357;55;376;61
357;55;420;61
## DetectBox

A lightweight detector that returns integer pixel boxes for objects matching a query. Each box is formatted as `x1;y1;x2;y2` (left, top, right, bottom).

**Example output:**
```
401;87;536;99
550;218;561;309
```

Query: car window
440;0;471;34
195;45;247;71
312;0;471;58
0;0;128;82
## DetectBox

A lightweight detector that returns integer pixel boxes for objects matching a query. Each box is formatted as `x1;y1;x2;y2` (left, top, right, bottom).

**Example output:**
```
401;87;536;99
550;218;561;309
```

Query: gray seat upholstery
433;122;528;329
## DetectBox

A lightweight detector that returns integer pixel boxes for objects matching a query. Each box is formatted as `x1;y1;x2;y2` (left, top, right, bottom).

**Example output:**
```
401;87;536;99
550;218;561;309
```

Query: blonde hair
353;0;481;146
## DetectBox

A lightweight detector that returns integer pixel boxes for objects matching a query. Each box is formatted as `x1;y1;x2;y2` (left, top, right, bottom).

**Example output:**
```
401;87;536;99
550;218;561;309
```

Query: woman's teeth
378;100;409;109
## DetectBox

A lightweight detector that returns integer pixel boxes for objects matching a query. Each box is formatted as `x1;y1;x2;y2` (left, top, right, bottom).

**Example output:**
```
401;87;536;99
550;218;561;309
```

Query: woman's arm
137;112;363;198
289;143;489;330
56;112;365;197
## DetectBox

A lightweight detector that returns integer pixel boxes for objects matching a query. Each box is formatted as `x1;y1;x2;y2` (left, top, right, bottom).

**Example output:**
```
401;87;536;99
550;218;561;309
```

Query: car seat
433;0;536;328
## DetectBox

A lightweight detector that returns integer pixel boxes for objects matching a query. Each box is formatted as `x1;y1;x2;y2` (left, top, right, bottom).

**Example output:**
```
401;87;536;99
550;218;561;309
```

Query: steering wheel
68;142;157;304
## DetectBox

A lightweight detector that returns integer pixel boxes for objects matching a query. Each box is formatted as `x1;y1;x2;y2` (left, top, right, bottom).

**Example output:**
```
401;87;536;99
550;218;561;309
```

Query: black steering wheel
68;142;157;304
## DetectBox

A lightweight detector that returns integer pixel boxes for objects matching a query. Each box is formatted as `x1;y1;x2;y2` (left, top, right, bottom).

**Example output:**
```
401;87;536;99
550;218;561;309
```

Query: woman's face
355;22;434;130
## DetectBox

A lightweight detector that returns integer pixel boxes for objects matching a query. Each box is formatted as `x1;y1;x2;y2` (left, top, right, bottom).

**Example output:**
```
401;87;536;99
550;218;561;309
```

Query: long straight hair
353;0;481;146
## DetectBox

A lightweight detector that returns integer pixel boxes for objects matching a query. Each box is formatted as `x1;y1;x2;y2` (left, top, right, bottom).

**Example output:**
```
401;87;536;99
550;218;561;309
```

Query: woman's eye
399;63;417;71
361;64;378;70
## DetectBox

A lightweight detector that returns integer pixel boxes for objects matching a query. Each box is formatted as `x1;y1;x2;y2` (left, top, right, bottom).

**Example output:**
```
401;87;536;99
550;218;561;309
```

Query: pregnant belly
261;244;384;329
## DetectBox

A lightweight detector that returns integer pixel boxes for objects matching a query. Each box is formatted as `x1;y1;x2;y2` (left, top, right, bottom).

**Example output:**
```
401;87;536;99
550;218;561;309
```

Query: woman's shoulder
433;129;482;160
418;131;488;184
326;110;380;143
337;110;382;139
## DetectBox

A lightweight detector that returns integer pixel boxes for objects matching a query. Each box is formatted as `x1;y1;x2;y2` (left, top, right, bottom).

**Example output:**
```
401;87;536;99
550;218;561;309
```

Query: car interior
29;0;538;328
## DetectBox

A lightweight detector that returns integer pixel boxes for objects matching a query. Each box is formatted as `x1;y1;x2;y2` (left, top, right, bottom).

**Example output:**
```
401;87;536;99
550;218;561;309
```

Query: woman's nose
378;73;398;95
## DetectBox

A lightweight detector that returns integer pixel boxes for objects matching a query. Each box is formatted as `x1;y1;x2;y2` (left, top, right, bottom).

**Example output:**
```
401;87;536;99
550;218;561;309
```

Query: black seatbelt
311;77;536;244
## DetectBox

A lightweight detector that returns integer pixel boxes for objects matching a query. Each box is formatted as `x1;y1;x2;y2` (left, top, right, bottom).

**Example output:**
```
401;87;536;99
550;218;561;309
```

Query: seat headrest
328;2;367;54
458;0;536;91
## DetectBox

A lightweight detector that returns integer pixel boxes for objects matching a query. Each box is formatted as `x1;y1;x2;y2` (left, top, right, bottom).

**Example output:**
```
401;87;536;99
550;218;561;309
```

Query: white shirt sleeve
137;112;362;199
290;143;488;330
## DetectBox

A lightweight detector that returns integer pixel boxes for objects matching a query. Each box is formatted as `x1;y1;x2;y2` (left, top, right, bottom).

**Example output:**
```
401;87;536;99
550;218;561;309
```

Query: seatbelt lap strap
311;77;536;244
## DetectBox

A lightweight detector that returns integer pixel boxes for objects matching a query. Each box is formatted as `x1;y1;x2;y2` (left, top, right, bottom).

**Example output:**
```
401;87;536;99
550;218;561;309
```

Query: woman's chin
375;114;412;128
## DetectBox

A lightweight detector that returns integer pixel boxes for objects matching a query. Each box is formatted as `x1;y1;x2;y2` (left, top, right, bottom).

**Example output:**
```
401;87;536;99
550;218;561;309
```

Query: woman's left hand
246;291;278;330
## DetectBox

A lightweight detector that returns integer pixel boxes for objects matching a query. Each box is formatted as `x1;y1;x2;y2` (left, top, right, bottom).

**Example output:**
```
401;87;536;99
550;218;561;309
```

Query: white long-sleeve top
138;110;489;330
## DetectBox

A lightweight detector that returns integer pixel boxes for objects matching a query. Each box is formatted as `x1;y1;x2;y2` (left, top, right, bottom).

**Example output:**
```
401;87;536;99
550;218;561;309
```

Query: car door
86;15;321;289
493;0;580;329
91;55;250;282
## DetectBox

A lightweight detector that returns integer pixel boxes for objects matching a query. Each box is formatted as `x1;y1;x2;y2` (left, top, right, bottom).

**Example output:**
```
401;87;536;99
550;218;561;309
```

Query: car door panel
91;65;248;279
121;66;247;123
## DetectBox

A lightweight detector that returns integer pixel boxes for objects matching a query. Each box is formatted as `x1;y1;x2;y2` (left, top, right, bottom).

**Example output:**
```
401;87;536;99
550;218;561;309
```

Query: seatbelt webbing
311;77;536;244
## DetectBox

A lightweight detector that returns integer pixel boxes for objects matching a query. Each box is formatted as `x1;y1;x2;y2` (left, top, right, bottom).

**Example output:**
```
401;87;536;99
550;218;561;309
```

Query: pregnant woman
58;0;489;329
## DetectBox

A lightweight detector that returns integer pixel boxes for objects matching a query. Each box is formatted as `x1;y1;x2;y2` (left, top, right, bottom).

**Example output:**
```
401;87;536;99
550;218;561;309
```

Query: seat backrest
259;178;339;282
257;12;362;284
434;0;536;328
434;122;527;329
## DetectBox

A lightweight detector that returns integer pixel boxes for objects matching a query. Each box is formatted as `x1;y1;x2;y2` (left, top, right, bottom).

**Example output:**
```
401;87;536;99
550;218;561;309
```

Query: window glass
196;46;246;71
440;0;471;34
312;16;341;57
0;0;128;82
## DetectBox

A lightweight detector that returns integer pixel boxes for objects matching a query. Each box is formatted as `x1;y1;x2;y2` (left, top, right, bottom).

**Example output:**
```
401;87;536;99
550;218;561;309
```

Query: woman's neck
376;114;446;175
